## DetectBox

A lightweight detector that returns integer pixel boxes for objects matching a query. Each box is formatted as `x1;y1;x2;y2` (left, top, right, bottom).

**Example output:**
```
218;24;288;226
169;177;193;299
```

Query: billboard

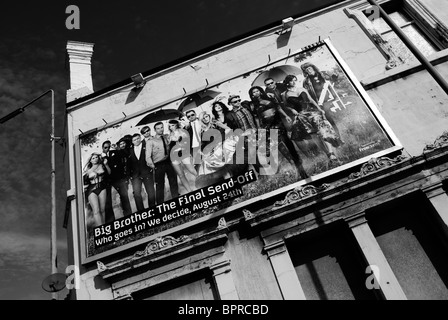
77;39;401;261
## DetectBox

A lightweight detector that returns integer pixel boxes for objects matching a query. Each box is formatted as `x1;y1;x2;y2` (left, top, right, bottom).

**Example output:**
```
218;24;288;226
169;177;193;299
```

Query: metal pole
367;0;448;96
0;90;53;124
50;89;58;301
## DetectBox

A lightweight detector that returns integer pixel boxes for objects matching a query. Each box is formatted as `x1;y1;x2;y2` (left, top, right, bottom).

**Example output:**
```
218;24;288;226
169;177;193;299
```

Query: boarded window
366;193;448;300
288;223;378;300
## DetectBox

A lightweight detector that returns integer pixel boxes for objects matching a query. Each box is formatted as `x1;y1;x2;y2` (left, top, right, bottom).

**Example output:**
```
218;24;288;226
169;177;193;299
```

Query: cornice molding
274;183;331;208
97;235;191;276
424;131;448;152
346;155;408;181
97;230;229;278
132;235;192;259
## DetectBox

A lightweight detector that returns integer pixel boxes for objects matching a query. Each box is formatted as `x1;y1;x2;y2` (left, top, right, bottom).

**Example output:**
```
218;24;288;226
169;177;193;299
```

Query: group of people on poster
83;62;344;228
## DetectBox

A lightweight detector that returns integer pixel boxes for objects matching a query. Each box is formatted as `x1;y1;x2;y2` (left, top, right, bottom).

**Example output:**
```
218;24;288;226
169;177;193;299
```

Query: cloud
0;231;63;273
0;231;68;300
0;41;68;232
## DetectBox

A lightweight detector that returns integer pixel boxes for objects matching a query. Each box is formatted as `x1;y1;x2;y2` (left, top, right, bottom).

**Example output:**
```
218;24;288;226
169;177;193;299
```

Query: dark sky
0;0;342;300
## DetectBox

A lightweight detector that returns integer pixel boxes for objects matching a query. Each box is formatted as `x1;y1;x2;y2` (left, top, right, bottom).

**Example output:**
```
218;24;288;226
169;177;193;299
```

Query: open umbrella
178;89;221;112
251;65;302;87
135;109;184;126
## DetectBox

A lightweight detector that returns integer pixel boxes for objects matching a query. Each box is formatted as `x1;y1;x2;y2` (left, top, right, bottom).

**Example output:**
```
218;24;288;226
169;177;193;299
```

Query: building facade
64;0;448;300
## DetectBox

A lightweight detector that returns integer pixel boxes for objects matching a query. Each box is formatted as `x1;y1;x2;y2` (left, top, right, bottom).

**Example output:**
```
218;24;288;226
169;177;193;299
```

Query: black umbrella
178;89;221;112
251;65;302;87
135;109;184;126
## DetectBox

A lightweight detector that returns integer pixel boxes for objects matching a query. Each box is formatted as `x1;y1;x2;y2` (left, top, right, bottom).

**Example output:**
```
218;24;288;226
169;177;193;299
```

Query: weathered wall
360;0;448;156
366;61;448;156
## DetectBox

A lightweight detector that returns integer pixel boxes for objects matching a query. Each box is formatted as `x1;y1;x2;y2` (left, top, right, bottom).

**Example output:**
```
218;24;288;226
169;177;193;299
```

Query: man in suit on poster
183;110;202;167
101;140;115;223
146;122;179;204
107;139;132;217
129;133;156;211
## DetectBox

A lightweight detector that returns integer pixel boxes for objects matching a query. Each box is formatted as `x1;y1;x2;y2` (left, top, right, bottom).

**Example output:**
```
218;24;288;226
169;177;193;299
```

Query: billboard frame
75;38;402;264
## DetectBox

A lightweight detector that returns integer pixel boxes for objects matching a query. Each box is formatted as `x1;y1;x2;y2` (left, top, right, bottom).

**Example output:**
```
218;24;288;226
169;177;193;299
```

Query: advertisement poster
79;40;397;258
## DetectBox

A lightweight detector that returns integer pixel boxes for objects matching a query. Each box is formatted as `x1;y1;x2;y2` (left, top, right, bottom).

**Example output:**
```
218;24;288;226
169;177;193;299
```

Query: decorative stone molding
98;230;230;281
274;183;331;208
132;235;191;260
217;217;227;230
243;209;254;220
346;155;407;181
97;236;192;275
423;131;448;152
112;246;229;300
203;206;219;215
97;261;108;274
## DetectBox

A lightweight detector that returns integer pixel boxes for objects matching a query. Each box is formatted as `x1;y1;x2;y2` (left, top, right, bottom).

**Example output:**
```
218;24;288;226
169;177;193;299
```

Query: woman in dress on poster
83;152;111;227
282;74;343;164
209;102;242;168
301;62;341;137
195;108;245;188
248;86;308;180
168;119;197;193
211;101;239;131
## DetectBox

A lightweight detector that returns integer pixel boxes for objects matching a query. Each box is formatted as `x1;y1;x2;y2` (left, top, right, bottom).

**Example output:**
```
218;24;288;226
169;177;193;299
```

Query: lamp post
0;89;60;300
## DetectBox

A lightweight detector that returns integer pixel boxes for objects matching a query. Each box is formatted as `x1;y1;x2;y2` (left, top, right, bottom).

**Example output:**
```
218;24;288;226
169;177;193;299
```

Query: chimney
66;41;95;103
